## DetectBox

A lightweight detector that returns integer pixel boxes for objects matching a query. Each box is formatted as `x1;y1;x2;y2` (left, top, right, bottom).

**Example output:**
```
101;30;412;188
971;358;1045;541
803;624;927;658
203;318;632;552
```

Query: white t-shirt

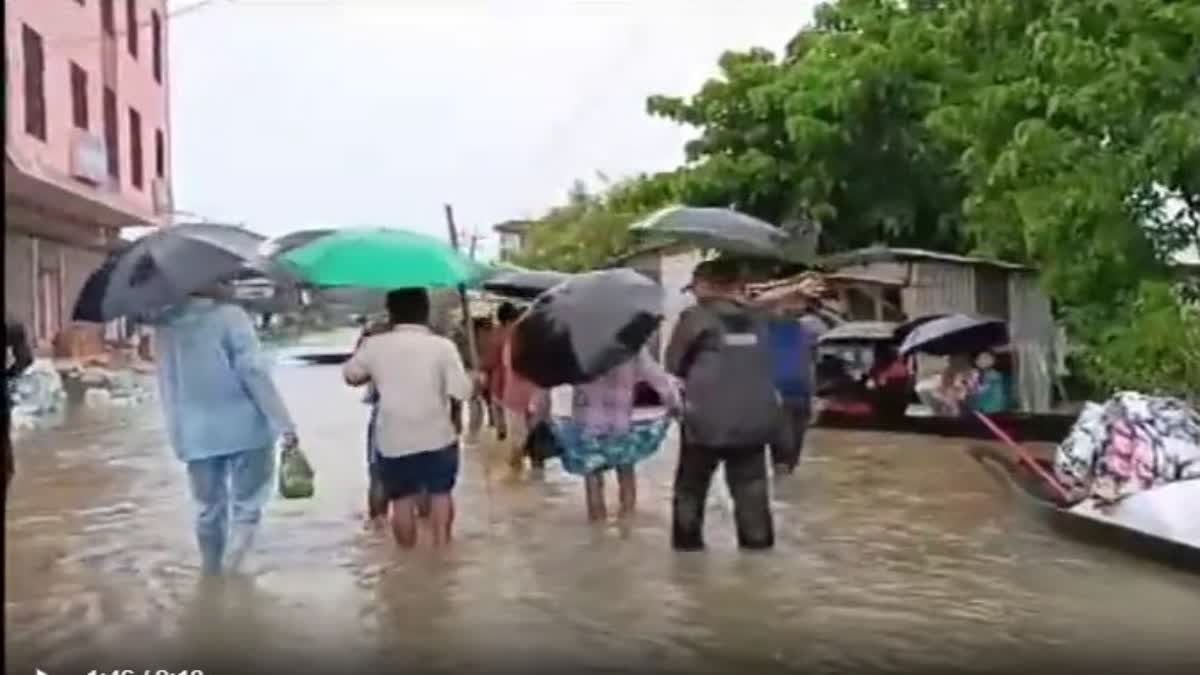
343;324;472;457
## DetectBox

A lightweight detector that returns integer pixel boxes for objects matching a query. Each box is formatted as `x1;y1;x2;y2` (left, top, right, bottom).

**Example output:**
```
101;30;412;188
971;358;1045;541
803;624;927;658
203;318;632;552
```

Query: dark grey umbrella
73;223;265;322
482;269;572;301
898;314;1008;356
629;205;790;258
511;268;664;387
259;228;337;259
253;228;339;282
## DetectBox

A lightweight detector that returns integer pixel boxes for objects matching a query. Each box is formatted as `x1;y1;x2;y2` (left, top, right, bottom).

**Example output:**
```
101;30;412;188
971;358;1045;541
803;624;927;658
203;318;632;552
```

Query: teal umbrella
277;227;488;290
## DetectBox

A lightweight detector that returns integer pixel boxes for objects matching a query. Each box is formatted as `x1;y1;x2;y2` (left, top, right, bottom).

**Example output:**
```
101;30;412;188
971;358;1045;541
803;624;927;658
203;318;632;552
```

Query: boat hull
817;409;1076;444
292;352;353;366
967;445;1200;573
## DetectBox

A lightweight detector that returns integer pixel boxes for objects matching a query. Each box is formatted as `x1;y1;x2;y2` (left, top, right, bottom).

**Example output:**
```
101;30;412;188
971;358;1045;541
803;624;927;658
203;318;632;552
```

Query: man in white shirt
343;289;473;549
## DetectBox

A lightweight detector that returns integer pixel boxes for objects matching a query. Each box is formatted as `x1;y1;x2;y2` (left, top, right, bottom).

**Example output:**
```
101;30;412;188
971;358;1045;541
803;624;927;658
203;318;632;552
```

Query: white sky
167;0;820;258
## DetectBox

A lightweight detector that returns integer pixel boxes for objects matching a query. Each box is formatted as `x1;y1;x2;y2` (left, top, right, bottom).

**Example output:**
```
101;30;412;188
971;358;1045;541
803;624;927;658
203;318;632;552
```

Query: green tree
646;2;970;253
511;176;675;272
518;0;1200;397
915;0;1200;398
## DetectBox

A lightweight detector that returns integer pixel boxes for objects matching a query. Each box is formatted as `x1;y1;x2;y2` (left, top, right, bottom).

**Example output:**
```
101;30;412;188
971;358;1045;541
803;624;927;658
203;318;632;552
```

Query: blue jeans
185;447;275;575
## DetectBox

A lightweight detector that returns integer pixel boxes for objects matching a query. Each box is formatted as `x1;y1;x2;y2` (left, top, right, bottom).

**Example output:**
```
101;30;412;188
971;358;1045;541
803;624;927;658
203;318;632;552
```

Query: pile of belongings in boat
1054;392;1200;505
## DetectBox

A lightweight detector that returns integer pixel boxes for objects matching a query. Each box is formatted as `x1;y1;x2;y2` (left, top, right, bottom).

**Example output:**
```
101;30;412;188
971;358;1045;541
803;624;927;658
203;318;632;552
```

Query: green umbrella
278;227;487;289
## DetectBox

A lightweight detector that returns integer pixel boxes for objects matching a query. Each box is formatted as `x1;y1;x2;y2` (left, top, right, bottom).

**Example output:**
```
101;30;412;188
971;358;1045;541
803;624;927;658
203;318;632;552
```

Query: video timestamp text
87;670;202;675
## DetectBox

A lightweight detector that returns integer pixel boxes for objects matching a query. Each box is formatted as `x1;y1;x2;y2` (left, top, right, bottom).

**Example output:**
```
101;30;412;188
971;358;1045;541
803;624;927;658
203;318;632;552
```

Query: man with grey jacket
665;260;780;551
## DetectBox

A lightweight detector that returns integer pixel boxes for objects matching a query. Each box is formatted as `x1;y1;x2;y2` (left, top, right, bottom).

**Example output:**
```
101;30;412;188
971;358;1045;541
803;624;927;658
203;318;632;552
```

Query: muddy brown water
6;347;1200;673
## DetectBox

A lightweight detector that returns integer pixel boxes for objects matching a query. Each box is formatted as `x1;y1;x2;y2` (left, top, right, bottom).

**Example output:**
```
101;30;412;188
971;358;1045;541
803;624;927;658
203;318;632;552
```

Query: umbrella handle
972;411;1072;503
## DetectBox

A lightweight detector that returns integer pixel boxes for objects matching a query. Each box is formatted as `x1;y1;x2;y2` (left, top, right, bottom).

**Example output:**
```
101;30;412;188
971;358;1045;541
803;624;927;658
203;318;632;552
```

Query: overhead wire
52;0;225;47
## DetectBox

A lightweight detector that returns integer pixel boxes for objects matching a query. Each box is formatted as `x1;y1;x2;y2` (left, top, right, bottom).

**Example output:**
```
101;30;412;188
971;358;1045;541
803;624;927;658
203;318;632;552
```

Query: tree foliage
510;175;677;272
516;0;1200;397
909;0;1200;398
646;3;970;253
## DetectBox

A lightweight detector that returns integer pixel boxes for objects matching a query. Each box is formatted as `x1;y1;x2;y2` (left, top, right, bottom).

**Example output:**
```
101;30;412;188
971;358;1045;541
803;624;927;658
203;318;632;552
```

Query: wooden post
444;204;479;370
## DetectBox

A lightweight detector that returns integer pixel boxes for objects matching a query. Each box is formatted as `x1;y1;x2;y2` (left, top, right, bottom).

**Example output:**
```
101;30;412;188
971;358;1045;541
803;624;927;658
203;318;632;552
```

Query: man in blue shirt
151;285;298;576
766;313;816;476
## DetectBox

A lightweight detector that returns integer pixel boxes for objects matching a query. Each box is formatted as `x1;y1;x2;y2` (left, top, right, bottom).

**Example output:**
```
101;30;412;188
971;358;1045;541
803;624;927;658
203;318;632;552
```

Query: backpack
676;300;781;448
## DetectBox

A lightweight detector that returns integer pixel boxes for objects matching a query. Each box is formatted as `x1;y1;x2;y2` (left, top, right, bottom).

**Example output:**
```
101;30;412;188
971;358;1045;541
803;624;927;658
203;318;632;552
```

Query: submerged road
5;343;1200;673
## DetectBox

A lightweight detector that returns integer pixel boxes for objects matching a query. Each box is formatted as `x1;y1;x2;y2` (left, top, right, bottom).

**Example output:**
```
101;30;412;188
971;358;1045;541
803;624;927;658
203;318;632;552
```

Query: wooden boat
291;351;352;365
967;443;1200;573
815;408;1076;443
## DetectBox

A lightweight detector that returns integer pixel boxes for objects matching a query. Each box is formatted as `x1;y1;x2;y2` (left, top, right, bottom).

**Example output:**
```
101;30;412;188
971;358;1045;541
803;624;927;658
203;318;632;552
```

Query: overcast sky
167;0;819;258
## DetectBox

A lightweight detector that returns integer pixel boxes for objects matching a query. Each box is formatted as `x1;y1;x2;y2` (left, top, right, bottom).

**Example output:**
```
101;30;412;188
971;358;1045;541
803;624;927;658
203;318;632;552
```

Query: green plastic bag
278;445;315;499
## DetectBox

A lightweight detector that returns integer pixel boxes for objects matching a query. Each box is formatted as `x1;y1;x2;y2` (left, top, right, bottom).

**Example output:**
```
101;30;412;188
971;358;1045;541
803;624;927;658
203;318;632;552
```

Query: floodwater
6;343;1200;673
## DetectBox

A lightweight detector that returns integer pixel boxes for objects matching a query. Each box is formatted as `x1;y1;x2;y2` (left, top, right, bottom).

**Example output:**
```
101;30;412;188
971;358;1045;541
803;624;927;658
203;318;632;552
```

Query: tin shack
818;247;1058;413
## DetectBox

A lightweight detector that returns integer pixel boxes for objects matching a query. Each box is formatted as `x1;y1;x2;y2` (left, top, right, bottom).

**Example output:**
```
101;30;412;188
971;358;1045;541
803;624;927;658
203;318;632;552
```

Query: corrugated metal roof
818;247;1034;272
818;321;899;343
492;219;532;234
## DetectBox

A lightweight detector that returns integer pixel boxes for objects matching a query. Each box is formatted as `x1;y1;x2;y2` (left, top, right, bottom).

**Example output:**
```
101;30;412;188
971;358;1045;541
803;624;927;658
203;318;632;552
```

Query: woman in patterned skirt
551;348;681;522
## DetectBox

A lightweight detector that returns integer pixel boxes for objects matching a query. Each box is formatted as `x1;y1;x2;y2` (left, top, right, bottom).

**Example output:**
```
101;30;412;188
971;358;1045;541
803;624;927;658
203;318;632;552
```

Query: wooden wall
1008;272;1056;412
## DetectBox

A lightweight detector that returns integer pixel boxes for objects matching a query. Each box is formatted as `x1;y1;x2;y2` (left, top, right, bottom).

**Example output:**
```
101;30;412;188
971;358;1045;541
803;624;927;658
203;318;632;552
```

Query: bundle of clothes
1054;392;1200;505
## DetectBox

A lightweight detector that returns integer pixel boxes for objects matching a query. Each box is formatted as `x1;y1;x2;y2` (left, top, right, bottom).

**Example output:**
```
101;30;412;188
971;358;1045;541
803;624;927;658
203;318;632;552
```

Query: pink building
5;0;173;355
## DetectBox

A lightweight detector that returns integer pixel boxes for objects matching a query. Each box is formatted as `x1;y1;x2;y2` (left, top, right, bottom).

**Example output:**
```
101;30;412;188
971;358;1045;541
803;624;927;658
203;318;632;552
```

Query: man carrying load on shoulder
665;259;781;552
754;273;826;477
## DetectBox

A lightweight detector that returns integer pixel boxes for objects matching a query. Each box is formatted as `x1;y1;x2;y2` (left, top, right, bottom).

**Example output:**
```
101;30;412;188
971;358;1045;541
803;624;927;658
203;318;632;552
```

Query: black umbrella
73;223;265;323
482;269;572;301
893;313;948;343
511;268;664;388
898;313;1008;357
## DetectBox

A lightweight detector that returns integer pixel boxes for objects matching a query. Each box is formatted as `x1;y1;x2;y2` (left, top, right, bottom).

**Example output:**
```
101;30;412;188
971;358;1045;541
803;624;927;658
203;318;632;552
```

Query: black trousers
768;397;810;472
3;406;12;508
672;437;774;551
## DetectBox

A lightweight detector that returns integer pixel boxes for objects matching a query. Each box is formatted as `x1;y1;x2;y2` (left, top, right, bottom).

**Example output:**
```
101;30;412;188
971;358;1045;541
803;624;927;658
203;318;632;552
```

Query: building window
129;107;144;189
101;0;116;36
70;62;89;130
126;0;139;58
154;129;165;178
151;10;163;83
103;87;119;179
22;25;47;141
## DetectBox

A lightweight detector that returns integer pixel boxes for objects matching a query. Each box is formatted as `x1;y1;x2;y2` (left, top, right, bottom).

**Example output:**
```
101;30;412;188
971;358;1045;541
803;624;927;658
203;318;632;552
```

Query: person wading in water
5;316;34;507
665;260;781;551
343;289;474;549
150;284;299;576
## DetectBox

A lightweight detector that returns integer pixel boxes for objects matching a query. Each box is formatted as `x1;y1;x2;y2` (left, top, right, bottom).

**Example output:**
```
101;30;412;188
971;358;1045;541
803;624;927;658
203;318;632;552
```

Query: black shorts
374;444;460;500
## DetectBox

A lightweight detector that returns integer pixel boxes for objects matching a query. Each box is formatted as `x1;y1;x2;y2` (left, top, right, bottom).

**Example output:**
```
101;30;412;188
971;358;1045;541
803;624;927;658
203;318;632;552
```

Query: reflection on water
6;362;1200;672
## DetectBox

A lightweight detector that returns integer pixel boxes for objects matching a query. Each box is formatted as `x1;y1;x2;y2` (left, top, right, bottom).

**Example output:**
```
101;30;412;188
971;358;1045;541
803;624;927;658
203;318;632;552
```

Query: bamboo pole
444;204;479;370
